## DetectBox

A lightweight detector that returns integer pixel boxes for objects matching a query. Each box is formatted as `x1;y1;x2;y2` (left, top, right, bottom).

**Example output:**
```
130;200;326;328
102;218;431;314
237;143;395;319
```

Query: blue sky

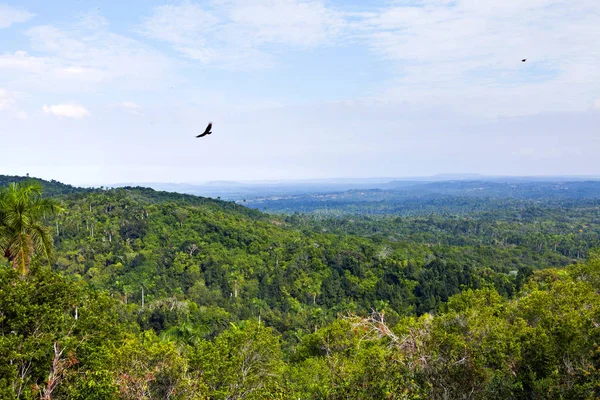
1;0;599;185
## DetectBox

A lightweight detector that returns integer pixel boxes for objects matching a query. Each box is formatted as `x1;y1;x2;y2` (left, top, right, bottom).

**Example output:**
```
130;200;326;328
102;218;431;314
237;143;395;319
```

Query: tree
113;331;206;400
0;266;83;398
189;321;285;400
0;182;63;274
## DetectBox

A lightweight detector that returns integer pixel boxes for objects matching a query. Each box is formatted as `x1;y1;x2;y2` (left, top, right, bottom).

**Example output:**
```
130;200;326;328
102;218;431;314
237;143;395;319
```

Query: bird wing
196;122;213;138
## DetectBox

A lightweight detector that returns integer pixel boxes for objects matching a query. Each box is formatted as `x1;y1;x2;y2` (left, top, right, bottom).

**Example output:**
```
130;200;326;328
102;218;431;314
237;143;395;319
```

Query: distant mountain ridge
4;174;600;203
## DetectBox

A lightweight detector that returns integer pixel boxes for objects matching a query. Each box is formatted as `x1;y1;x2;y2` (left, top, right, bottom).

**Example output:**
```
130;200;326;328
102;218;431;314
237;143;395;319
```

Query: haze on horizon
1;0;599;186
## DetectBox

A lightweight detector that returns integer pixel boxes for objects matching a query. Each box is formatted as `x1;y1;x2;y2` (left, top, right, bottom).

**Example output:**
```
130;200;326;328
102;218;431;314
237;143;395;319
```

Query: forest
240;181;600;215
1;175;599;399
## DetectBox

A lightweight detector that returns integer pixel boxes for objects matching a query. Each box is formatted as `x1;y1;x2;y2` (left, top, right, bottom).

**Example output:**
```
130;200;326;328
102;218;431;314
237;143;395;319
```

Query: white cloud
594;99;600;110
138;2;244;66
0;4;34;28
42;103;91;119
355;0;600;115
27;22;171;83
63;66;87;75
224;0;345;47
0;89;29;120
133;0;600;116
118;101;142;115
138;2;219;46
138;0;346;69
0;16;173;93
0;50;48;71
0;88;16;110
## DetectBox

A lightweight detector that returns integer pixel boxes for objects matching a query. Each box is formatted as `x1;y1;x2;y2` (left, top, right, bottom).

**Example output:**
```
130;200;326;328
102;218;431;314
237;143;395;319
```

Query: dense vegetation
290;203;600;261
46;185;537;326
242;181;600;215
0;175;87;197
1;176;600;399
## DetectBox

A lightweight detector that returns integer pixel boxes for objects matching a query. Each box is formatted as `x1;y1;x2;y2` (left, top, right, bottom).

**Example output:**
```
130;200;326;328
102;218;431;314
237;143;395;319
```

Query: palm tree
159;322;207;349
0;182;63;274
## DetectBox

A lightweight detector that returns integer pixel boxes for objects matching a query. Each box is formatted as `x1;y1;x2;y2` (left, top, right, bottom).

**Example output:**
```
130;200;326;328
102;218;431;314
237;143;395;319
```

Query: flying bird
521;59;527;62
196;122;213;138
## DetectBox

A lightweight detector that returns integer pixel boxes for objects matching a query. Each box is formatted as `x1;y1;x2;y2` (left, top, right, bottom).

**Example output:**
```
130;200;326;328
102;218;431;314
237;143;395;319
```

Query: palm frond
27;223;54;265
0;181;60;274
8;233;33;274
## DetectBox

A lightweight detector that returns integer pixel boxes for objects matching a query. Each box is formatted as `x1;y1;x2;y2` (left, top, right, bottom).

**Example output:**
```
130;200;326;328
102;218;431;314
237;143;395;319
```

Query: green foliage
2;178;600;398
0;182;63;273
0;175;87;198
189;321;284;399
44;185;538;337
111;331;207;399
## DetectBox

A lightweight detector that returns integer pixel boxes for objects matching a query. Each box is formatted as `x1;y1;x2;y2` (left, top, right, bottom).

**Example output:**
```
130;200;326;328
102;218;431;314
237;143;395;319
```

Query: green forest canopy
1;176;599;399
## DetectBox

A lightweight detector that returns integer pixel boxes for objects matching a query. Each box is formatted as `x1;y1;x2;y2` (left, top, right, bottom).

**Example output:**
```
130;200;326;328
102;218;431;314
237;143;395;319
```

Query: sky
1;0;599;186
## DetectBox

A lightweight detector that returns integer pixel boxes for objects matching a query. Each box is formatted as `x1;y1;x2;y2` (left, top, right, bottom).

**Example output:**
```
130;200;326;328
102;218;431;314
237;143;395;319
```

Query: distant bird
521;59;527;62
196;122;213;138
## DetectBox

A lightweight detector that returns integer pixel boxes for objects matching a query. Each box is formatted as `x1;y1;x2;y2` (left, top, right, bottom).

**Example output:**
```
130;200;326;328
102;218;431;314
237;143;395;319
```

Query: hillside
0;174;89;197
1;176;600;398
4;176;599;324
49;184;516;328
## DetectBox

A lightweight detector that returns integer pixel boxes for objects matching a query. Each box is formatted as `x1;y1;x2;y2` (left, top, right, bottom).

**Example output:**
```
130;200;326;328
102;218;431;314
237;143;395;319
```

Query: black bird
196;122;213;138
521;59;527;62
